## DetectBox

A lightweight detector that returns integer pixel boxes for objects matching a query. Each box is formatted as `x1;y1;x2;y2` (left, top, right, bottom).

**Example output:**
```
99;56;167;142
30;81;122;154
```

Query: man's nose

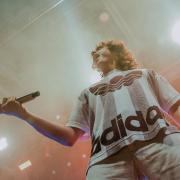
97;56;103;63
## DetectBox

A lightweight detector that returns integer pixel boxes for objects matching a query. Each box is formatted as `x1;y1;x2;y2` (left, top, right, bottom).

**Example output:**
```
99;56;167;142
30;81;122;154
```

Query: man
0;40;180;179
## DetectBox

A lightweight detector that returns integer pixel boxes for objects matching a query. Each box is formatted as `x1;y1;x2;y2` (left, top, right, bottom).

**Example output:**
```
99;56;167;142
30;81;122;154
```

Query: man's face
92;47;115;73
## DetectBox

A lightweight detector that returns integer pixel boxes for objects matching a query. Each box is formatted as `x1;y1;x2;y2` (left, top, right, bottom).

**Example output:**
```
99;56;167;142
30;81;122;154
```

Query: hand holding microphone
0;91;40;119
2;91;40;104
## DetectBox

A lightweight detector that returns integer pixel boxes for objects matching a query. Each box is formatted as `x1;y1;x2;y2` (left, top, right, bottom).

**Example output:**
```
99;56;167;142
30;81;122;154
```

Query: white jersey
66;68;180;168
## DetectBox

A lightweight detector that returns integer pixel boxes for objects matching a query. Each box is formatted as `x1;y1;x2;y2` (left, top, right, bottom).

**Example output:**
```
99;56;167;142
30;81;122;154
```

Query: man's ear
112;59;117;67
110;54;117;67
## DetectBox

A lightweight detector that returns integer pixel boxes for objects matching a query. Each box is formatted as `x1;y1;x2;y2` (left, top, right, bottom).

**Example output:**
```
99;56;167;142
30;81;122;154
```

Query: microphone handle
16;91;40;104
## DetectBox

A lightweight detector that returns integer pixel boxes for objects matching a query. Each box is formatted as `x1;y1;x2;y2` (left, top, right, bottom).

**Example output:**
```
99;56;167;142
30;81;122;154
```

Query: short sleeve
66;89;90;134
148;70;180;113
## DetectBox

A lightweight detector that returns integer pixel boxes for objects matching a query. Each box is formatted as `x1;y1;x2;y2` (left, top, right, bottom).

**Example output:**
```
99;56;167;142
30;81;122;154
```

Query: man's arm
0;98;85;147
24;112;85;146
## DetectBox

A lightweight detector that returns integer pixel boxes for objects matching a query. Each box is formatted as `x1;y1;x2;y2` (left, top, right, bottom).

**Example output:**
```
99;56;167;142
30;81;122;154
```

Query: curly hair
91;40;139;71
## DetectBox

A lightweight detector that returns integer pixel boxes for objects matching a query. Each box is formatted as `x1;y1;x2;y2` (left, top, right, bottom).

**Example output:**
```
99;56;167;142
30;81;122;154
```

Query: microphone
2;91;40;104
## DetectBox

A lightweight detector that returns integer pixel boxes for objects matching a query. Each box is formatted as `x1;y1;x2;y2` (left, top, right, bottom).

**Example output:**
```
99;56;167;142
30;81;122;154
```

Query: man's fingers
0;96;27;119
2;97;17;104
2;97;8;104
1;97;18;113
1;97;19;113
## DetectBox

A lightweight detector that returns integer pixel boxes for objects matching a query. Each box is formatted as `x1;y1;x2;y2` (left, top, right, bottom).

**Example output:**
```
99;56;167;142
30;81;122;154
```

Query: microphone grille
32;91;40;98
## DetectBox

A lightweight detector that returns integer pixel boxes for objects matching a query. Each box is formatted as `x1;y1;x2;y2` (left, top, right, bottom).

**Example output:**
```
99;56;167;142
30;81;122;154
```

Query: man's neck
102;68;118;77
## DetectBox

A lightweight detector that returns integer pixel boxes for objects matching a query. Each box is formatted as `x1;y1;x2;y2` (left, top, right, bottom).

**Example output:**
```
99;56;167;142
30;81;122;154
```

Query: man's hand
0;97;28;120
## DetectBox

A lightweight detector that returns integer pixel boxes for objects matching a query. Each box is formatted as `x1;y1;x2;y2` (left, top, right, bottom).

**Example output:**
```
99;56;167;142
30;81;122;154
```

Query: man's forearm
0;100;83;146
24;112;79;146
